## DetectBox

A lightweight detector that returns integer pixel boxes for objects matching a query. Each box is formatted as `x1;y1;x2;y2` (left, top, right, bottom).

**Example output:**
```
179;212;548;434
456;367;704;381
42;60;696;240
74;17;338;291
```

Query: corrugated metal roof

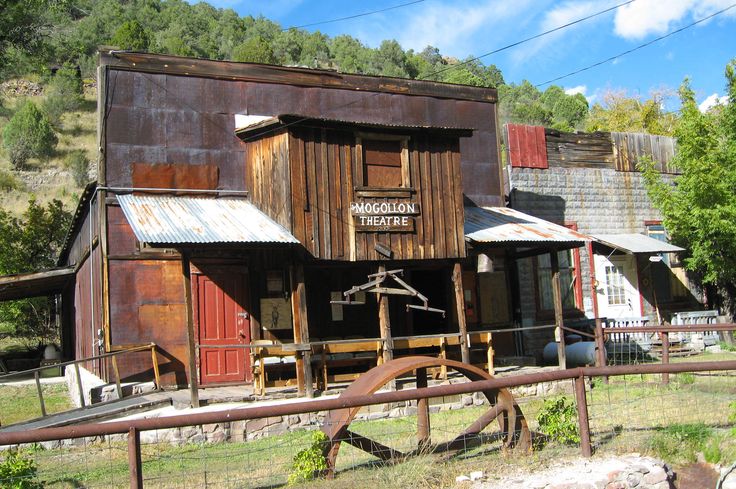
117;195;299;245
593;234;684;254
234;113;474;136
464;206;591;244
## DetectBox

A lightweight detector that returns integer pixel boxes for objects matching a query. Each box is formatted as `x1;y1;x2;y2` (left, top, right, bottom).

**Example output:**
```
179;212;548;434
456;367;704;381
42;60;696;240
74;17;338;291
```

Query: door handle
239;330;247;338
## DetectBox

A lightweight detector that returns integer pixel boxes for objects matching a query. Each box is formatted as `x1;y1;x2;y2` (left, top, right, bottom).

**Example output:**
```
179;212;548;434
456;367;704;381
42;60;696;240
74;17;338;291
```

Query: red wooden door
195;272;251;384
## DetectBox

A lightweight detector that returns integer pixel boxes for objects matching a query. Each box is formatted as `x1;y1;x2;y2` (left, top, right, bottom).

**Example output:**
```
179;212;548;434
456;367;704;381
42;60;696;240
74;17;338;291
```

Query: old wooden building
45;50;519;396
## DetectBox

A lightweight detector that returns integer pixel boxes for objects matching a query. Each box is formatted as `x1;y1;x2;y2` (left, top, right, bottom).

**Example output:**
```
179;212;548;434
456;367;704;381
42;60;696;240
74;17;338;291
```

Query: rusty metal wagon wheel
320;356;531;477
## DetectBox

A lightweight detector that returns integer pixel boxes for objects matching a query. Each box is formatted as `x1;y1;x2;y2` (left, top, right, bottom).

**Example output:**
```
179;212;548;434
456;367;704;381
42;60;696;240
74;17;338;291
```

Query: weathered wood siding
284;127;465;261
544;129;614;168
611;132;677;173
244;130;292;230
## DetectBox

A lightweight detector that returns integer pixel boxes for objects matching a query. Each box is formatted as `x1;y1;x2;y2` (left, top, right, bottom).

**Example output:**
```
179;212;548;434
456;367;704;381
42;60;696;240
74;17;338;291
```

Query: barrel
542;341;600;366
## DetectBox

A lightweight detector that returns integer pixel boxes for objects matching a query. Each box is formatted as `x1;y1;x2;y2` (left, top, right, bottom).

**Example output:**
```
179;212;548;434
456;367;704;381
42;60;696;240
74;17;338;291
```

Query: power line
535;2;736;87
284;0;425;31
431;0;637;77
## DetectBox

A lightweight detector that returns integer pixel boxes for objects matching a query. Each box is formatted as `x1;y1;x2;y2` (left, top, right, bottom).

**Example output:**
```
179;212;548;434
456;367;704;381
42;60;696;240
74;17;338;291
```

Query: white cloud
353;0;535;56
698;93;728;112
565;85;587;95
510;1;604;63
613;0;736;40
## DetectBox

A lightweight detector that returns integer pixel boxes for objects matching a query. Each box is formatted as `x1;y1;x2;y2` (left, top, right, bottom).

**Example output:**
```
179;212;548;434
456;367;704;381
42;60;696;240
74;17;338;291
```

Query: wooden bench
250;341;297;396
312;339;381;390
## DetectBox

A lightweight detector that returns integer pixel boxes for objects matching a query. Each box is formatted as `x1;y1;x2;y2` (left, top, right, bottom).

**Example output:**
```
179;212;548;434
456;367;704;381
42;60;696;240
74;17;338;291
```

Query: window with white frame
604;265;627;306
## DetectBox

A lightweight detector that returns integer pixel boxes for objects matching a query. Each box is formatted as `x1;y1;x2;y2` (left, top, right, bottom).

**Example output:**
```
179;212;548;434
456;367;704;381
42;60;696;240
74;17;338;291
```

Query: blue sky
198;0;735;110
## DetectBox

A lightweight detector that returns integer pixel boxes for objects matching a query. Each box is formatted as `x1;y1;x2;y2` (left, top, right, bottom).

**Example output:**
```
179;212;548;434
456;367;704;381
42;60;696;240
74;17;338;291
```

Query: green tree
110;19;151;51
42;64;84;126
586;89;677;135
640;59;736;313
232;36;276;64
2;101;58;169
0;198;72;345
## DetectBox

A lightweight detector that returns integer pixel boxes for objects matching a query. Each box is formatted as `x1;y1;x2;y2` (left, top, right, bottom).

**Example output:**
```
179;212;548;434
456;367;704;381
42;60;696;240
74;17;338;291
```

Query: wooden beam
377;265;394;365
181;252;200;408
290;264;314;398
452;263;470;364
550;252;567;369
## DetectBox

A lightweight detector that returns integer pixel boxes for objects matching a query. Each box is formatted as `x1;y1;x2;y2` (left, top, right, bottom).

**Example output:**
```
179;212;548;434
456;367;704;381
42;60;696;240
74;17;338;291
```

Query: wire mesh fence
2;359;735;488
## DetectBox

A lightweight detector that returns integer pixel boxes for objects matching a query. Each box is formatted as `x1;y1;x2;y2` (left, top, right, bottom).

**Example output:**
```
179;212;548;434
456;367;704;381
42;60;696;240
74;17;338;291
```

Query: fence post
128;427;143;488
661;332;670;385
416;368;430;450
34;371;47;417
574;375;592;457
594;318;608;384
73;362;86;408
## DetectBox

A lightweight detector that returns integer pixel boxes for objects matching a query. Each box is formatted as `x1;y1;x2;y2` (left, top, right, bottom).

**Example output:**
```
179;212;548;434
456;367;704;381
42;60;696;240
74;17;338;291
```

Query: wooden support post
128;427;143;489
486;333;494;376
34;371;47;417
290;265;314;398
551;252;567;369
181;252;200;408
111;356;123;400
416;367;430;450
452;262;470;364
594;318;608;384
661;331;670;385
378;265;394;365
574;375;592;457
74;362;86;408
150;345;161;391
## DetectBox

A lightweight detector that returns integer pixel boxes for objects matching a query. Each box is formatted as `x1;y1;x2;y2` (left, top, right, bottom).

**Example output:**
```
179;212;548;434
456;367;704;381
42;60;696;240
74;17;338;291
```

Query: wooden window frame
355;132;410;191
533;223;584;320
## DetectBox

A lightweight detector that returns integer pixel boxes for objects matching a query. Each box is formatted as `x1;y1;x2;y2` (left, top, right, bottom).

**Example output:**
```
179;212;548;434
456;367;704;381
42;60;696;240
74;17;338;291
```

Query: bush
64;150;90;186
2;101;57;169
41;65;83;127
648;423;713;464
536;396;580;445
110;20;151;51
0;169;20;191
0;450;44;489
288;431;328;485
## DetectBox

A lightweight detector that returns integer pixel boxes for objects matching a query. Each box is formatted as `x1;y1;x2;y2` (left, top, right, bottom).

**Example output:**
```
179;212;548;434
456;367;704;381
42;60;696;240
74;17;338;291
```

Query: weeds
536;396;580;446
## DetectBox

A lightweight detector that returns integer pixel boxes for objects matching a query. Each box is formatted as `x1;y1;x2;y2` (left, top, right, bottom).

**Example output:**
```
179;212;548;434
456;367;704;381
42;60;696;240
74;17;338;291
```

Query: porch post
181;252;200;408
290;264;314;398
452;262;470;364
378;265;394;364
551;251;567;369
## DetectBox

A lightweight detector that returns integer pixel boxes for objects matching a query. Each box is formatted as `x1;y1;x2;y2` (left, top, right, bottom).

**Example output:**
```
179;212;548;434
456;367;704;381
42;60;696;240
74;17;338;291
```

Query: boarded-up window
359;136;409;188
363;139;401;187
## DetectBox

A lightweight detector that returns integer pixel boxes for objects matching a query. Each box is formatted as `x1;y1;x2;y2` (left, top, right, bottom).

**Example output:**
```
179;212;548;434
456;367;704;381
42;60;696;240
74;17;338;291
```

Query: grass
0;383;73;426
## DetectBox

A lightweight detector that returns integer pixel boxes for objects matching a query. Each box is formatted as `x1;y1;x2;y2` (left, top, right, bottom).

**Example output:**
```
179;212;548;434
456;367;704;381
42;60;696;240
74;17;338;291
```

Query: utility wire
535;2;736;87
431;0;637;77
284;0;425;31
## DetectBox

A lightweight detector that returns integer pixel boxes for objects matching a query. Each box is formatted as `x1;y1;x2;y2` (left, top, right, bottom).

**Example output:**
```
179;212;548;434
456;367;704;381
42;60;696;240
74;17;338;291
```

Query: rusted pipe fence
1;359;735;488
0;343;161;423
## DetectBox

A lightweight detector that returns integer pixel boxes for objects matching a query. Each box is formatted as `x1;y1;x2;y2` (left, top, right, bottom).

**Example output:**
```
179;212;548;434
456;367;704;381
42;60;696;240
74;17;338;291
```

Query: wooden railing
0;343;160;422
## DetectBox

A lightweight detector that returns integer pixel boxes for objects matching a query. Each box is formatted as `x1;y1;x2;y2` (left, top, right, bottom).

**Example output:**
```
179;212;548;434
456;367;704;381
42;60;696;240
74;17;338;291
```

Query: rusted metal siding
285;127;465;261
109;259;188;386
506;124;548;169
611;132;677;173
103;69;502;207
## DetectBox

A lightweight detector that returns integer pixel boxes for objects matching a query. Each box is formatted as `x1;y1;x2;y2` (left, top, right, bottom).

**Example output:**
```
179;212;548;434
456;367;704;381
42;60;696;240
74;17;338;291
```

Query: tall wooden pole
551;251;567;369
452;263;470;364
378;265;394;364
291;264;314;398
181;252;200;408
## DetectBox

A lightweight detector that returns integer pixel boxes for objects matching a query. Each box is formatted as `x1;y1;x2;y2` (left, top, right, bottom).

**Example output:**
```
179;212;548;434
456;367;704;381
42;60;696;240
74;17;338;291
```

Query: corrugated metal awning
0;267;75;301
593;234;684;254
117;195;299;245
464;206;591;245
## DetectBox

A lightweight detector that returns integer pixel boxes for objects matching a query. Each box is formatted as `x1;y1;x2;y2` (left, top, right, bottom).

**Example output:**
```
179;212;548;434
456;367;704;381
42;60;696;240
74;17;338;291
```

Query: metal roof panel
117;195;299;245
464;206;591;244
593;234;684;254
